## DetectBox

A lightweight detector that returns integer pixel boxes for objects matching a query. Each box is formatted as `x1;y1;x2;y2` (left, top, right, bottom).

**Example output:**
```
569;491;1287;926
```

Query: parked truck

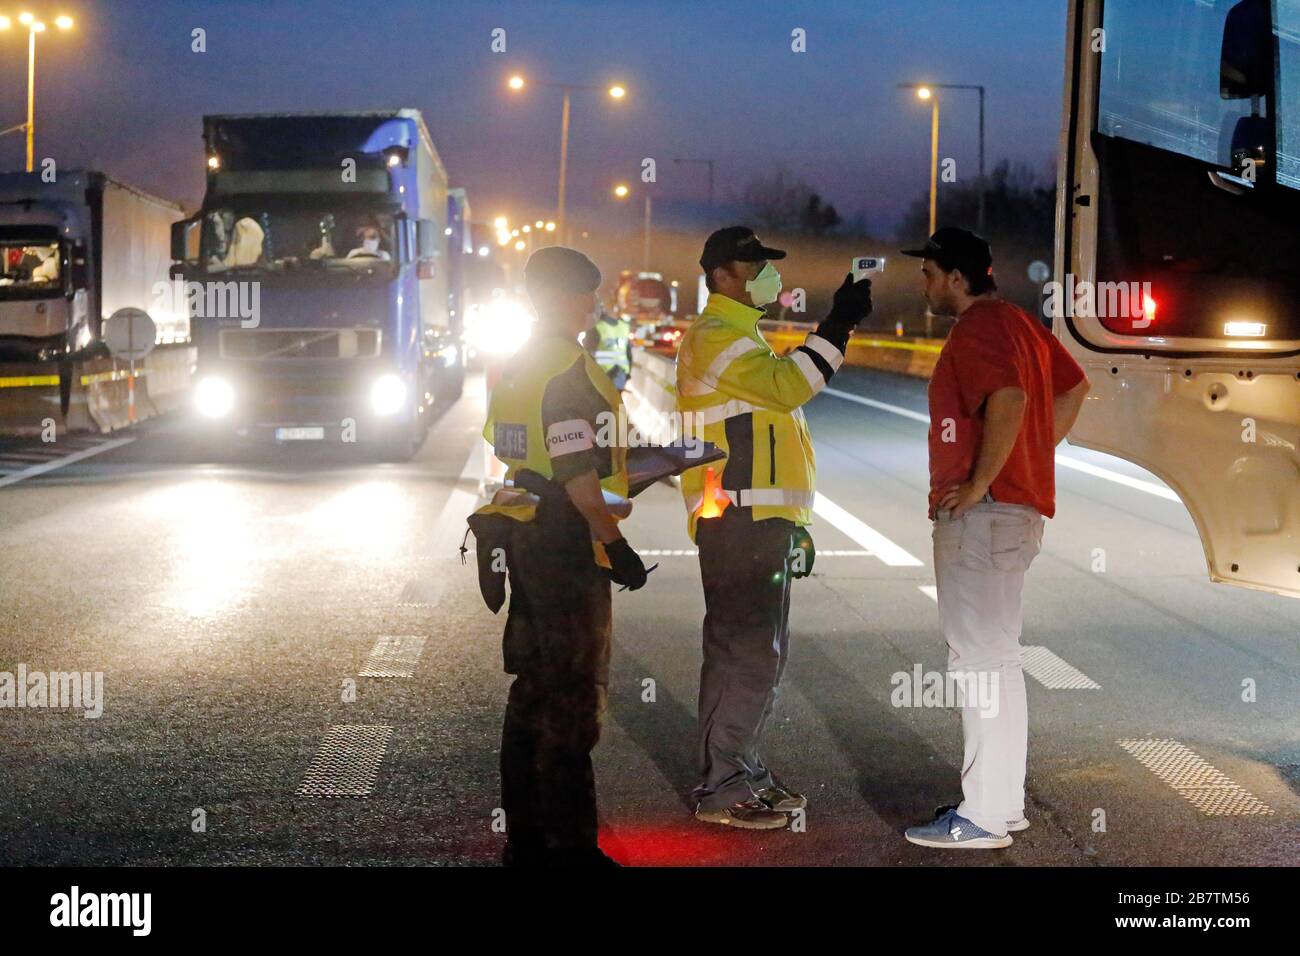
0;170;187;433
171;110;468;460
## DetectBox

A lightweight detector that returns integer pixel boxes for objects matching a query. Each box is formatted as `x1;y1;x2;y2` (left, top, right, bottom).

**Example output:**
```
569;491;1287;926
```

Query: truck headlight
195;377;235;418
370;373;407;416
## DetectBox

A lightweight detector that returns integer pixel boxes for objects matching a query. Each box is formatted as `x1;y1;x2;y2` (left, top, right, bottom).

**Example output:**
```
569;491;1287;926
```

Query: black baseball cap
699;226;786;273
901;227;994;280
524;246;602;296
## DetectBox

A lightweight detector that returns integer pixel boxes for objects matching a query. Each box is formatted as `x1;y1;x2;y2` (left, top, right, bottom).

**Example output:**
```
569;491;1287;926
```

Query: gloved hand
605;537;648;590
816;273;874;349
789;527;815;578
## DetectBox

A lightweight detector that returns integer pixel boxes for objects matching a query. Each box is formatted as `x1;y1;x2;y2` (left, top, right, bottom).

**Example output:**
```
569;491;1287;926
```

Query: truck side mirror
69;243;88;289
171;218;199;263
1220;0;1273;100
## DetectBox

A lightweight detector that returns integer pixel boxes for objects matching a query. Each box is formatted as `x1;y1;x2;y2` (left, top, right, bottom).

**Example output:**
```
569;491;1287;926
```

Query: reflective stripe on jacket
675;292;843;540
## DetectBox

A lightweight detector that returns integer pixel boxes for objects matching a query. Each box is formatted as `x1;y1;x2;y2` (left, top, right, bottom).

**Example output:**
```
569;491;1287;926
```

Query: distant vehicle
0;170;184;430
461;290;534;365
643;320;685;355
1058;0;1300;597
616;270;675;339
171;110;469;460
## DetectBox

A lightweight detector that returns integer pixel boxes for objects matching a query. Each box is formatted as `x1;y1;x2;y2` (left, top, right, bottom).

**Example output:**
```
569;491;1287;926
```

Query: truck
0;170;187;433
616;270;675;335
171;110;468;460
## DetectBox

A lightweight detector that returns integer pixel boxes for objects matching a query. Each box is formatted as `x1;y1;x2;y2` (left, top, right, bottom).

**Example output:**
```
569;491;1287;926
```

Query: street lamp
612;183;652;271
507;73;628;245
0;10;75;172
898;81;987;235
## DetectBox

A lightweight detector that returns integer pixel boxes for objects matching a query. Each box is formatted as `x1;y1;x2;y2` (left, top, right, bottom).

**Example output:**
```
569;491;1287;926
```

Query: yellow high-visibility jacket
676;292;844;540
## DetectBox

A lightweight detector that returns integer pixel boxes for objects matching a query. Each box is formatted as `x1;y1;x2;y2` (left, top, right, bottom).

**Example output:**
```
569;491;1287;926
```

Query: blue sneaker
934;803;1029;833
905;808;1012;849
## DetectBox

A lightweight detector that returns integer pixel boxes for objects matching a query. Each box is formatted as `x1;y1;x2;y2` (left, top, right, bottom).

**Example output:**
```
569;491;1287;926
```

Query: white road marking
813;493;924;567
297;725;393;797
822;387;1179;502
1021;646;1101;689
1117;738;1274;816
359;635;428;678
918;585;938;602
0;436;135;488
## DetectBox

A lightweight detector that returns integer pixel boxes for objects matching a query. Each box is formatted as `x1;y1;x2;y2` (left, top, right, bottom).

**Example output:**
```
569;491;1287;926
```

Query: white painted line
822;387;1179;503
813;492;924;567
1051;455;1180;501
1117;738;1273;816
1021;645;1101;689
297;725;393;797
918;585;938;602
823;387;931;424
0;436;135;488
359;635;428;678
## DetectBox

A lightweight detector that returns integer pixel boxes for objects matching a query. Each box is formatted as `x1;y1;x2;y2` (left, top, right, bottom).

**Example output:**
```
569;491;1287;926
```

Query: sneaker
695;798;789;830
905;808;1012;849
755;783;807;812
935;803;1028;833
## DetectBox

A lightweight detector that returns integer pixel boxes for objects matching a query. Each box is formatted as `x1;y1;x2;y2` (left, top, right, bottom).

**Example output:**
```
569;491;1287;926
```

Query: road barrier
0;345;195;436
760;323;943;378
624;348;678;445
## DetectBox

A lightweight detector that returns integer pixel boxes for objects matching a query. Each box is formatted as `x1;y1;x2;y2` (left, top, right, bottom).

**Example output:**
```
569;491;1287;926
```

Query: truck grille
219;327;380;360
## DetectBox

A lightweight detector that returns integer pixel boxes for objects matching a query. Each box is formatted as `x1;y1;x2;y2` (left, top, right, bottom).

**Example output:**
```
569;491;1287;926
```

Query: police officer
677;226;873;829
477;246;648;867
590;308;633;391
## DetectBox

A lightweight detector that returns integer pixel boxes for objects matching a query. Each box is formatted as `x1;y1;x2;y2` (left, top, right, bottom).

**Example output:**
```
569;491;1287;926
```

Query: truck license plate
275;427;325;441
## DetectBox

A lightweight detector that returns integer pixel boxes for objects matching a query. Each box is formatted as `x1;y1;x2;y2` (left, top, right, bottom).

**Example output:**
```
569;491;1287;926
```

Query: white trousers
932;502;1044;837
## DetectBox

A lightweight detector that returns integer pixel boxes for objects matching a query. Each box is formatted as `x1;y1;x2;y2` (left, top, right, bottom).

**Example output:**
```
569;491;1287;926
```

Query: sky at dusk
0;0;1068;235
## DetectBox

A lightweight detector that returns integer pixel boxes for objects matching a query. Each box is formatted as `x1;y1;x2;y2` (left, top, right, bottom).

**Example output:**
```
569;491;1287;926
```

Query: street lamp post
0;12;75;173
508;75;627;246
898;81;987;235
672;156;716;208
613;183;651;271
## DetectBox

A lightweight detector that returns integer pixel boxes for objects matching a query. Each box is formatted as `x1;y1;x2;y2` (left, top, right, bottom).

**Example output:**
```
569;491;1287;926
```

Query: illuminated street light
0;10;76;171
514;240;525;251
507;73;629;243
544;221;556;232
493;215;508;230
898;80;987;234
613;183;630;198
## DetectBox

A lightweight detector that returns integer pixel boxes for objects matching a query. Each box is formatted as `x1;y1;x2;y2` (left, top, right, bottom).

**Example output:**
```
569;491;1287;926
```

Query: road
0;364;1297;867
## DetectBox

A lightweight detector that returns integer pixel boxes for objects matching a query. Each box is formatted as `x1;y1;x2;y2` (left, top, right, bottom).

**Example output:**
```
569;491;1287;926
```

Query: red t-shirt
927;299;1085;518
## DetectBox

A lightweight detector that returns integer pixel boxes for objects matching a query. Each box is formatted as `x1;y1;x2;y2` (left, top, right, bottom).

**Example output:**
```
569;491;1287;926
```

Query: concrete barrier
760;325;943;379
0;344;195;436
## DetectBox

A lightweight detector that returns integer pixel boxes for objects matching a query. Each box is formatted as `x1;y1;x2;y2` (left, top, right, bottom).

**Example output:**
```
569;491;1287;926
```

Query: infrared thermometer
852;256;886;280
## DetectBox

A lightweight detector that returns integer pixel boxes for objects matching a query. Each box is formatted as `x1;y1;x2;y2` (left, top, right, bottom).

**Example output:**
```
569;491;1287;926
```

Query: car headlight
370;373;407;416
195;376;235;418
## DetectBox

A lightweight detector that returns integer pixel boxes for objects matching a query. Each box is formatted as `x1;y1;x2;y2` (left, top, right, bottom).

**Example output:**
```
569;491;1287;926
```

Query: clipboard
626;441;725;498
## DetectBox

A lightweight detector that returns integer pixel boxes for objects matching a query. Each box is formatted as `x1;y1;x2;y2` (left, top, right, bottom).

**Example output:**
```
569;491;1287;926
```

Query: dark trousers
498;507;611;856
693;508;795;810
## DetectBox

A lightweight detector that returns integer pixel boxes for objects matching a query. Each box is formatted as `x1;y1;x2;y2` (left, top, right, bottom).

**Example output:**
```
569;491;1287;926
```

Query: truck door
1058;0;1300;597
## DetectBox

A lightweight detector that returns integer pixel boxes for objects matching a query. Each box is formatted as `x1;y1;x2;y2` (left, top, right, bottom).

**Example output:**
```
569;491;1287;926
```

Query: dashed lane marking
1022;645;1101;689
297;725;393;797
359;635;428;678
918;585;938;602
822;387;1180;502
813;492;924;567
0;436;135;488
1117;738;1274;816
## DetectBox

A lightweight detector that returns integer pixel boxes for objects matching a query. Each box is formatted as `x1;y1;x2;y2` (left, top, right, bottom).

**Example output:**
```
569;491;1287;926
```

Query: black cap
524;246;602;296
901;227;993;280
699;226;786;273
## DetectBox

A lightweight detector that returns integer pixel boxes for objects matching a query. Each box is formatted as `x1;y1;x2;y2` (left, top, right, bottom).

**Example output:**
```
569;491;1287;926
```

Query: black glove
605;537;648;590
789;527;815;579
816;273;874;349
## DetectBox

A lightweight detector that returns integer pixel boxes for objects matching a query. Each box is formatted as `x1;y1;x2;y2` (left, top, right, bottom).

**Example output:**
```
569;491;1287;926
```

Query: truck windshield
0;240;62;300
200;207;398;278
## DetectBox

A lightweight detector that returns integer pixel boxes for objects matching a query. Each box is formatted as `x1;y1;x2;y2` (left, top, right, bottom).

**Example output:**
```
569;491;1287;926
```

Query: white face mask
362;237;380;254
744;262;782;307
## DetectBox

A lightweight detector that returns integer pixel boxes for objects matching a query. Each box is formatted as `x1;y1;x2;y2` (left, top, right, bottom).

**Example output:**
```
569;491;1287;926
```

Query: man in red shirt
900;229;1089;850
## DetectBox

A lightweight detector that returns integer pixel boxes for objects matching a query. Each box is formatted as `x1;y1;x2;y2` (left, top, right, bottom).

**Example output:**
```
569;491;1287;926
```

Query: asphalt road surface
1;364;1297;866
